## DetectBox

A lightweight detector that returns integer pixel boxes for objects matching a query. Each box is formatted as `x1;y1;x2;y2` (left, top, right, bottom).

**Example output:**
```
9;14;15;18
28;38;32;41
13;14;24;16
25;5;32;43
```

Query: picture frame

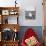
2;10;9;15
25;11;36;19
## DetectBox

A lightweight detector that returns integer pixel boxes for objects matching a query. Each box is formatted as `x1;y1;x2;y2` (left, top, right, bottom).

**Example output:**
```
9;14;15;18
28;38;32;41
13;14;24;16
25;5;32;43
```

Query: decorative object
14;28;17;32
2;16;8;24
13;32;18;41
25;11;36;19
2;10;9;15
9;10;18;15
13;28;18;40
2;28;13;41
5;18;8;24
1;28;18;41
15;0;17;7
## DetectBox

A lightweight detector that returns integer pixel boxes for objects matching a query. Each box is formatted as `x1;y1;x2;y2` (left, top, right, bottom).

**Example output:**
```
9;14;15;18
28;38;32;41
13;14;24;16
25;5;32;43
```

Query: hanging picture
25;11;36;19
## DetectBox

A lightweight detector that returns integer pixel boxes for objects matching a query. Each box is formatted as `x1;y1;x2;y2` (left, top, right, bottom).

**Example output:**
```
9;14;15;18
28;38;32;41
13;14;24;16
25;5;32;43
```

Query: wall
0;0;44;26
18;0;44;26
18;26;44;44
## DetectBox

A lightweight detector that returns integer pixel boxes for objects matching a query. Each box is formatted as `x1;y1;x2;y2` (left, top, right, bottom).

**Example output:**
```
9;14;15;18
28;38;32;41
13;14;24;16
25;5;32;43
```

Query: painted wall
18;0;44;26
18;26;44;44
0;0;44;26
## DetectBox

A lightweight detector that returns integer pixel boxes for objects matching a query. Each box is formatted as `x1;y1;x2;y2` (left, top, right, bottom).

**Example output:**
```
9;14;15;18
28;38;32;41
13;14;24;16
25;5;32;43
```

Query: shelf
1;15;18;24
0;24;20;32
2;40;19;46
2;40;19;43
1;14;19;16
0;7;20;46
0;7;19;10
0;7;19;24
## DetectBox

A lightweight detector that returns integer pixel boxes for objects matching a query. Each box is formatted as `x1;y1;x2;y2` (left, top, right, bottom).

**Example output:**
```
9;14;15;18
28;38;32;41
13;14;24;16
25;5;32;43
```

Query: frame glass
25;11;36;19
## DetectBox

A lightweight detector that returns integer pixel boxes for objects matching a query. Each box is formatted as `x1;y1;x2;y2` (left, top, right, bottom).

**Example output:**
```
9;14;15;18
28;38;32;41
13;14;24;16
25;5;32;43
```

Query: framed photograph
2;10;9;15
10;11;15;15
25;11;36;19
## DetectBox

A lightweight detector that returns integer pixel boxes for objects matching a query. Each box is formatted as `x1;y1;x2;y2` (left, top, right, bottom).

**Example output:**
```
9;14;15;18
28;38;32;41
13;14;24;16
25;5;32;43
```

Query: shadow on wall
18;26;44;44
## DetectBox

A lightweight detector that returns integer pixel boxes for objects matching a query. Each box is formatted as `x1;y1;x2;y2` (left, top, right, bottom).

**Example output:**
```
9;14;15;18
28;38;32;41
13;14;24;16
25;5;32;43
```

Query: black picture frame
25;11;36;19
